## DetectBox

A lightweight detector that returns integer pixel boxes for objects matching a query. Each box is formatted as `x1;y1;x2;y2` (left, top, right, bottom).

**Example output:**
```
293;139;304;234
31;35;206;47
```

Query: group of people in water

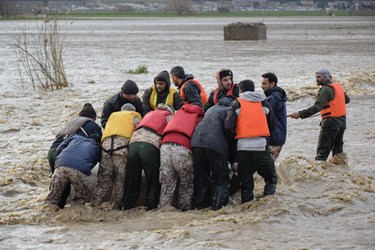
44;66;349;212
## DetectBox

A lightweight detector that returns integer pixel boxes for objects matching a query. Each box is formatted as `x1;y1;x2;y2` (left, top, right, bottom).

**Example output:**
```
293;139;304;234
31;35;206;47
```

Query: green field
3;10;375;20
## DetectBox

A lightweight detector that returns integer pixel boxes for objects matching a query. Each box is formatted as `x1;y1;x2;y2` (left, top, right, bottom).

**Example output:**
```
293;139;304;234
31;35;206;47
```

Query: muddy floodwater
0;16;374;249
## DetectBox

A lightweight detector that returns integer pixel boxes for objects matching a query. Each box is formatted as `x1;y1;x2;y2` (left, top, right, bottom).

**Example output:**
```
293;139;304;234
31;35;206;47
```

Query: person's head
79;103;97;120
121;103;136;112
156;103;175;115
315;69;332;86
239;79;255;93
216;68;233;91
170;66;185;87
154;70;171;93
121;79;139;101
261;72;278;92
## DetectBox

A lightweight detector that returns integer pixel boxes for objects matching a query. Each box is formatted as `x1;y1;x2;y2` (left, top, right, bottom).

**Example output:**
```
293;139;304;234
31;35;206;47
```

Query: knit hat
79;103;97;119
315;69;332;81
121;80;139;94
170;66;185;79
121;103;136;111
218;69;233;81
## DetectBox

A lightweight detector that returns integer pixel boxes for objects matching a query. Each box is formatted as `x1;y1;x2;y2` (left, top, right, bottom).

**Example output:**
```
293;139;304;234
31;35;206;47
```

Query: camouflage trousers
269;145;283;161
91;150;128;210
45;166;92;206
159;143;194;211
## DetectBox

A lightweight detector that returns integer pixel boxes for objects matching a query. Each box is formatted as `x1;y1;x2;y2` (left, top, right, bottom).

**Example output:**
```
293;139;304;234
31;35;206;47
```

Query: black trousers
237;150;276;203
123;142;161;210
193;147;230;211
316;126;345;161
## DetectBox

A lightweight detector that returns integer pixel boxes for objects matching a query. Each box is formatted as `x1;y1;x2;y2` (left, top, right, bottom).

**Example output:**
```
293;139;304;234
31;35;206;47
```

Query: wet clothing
298;83;350;161
49;117;102;172
178;74;207;107
204;84;239;112
101;92;143;128
269;145;283;161
225;91;277;203
264;86;287;147
142;71;184;114
123;142;161;210
92;111;140;210
55;135;101;176
47;117;102;209
45;135;101;207
159;104;204;210
45;166;93;206
123;110;172;210
159;143;194;211
191;97;233;210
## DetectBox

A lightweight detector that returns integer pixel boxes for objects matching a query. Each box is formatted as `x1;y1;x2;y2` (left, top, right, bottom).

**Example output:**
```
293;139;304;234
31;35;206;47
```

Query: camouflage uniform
91;136;129;210
268;145;283;161
45;166;92;206
159;143;194;211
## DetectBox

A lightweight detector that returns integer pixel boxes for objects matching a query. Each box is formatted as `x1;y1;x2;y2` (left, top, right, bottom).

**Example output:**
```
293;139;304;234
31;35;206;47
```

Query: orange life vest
320;83;347;119
235;99;270;139
213;83;237;105
149;85;177;110
136;109;170;136
179;79;208;106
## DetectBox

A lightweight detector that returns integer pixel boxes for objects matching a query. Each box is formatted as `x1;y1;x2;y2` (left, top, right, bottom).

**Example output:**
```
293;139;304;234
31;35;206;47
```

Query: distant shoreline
2;10;375;21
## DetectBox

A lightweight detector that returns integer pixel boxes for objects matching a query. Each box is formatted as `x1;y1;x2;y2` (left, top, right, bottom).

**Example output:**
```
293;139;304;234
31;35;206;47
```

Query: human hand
231;162;238;174
288;112;300;119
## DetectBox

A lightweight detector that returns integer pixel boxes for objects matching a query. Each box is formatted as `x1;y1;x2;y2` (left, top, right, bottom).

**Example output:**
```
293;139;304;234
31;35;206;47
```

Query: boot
264;177;277;196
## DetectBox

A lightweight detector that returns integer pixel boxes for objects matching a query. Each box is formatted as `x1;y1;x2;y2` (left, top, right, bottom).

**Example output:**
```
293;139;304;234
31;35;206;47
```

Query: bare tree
13;15;69;91
166;0;193;15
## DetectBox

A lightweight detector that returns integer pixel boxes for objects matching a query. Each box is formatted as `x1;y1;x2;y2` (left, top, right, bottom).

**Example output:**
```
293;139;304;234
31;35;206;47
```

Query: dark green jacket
299;84;350;129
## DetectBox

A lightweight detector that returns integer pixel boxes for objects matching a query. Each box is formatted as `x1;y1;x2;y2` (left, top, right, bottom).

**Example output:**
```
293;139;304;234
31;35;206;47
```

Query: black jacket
101;92;143;128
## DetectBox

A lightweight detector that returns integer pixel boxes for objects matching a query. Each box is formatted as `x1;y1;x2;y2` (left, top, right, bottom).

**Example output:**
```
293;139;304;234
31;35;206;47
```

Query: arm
173;92;184;111
141;88;152;115
203;90;215;112
224;101;240;163
133;97;144;118
290;86;332;119
101;101;114;128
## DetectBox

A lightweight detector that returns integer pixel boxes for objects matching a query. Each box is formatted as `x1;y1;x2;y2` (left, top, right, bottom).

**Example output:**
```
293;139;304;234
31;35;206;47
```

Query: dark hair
239;79;255;92
261;72;278;85
170;66;185;79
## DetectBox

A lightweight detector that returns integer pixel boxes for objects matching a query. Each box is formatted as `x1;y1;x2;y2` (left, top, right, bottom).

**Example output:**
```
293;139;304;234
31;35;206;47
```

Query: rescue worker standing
289;69;350;161
204;68;239;112
123;104;174;211
261;72;287;161
225;80;277;203
191;96;235;210
142;70;184;115
159;103;204;211
170;66;208;108
91;104;141;210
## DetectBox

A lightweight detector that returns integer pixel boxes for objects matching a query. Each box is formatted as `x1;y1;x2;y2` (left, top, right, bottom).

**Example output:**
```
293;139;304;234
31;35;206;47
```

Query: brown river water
0;16;374;249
